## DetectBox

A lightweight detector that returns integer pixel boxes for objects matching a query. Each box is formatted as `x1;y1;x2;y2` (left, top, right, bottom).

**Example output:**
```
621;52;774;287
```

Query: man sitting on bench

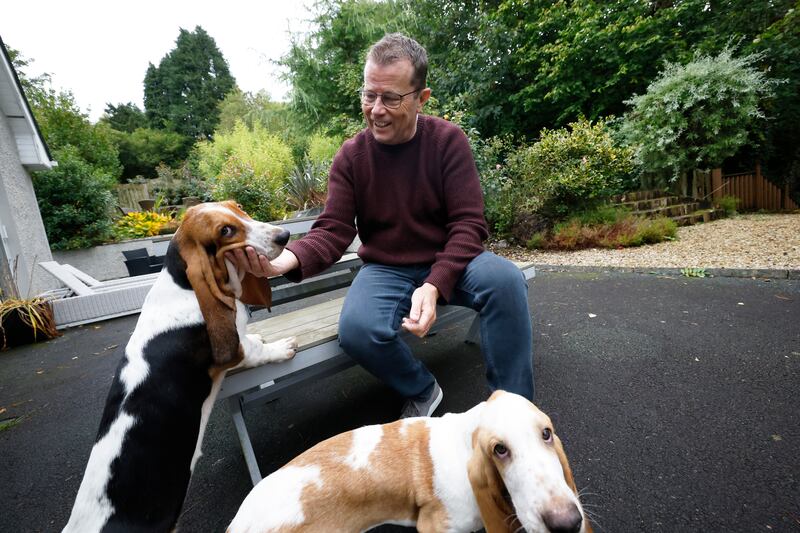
227;33;534;418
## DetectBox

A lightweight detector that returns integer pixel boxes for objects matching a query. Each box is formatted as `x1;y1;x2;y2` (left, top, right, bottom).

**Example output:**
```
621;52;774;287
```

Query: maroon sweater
285;114;488;301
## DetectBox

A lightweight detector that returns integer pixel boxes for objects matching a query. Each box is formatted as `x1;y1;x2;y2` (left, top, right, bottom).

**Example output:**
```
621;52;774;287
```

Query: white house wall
0;111;55;297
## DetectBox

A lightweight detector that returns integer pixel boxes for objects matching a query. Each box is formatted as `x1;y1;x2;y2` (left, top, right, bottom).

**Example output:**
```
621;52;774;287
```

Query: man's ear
182;241;241;367
239;273;272;309
467;432;518;533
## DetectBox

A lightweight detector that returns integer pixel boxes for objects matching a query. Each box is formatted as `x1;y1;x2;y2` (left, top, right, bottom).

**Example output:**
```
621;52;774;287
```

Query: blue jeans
338;251;534;402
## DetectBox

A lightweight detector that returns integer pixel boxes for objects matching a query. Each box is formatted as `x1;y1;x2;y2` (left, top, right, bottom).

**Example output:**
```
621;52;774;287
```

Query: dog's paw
265;336;297;361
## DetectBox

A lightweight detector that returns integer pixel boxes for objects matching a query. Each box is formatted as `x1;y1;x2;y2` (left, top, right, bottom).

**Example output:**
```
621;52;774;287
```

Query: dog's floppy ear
238;273;272;308
554;434;593;533
467;431;519;533
554;434;578;494
179;234;241;367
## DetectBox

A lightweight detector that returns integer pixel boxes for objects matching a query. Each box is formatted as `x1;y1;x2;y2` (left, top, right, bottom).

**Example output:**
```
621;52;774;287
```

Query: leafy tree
101;102;148;133
280;0;414;135
143;26;236;139
111;127;192;180
619;48;780;185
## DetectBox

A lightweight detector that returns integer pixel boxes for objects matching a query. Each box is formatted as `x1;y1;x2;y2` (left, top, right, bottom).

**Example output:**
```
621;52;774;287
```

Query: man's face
362;59;430;145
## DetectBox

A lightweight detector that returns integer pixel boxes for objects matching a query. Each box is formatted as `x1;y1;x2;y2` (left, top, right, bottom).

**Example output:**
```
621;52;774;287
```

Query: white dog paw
268;336;297;361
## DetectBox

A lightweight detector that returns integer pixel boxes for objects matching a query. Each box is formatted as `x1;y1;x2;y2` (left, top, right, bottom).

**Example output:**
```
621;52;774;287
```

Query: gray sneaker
400;381;443;419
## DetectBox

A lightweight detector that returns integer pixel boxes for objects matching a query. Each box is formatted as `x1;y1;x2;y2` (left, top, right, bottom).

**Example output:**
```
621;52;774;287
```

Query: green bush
306;133;341;165
197;120;294;220
32;146;116;250
507;118;635;220
112;127;191;180
212;159;278;222
715;195;739;217
284;158;329;212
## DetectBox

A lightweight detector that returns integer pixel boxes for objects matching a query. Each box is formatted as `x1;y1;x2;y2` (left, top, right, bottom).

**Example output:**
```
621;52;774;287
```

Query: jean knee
338;310;395;357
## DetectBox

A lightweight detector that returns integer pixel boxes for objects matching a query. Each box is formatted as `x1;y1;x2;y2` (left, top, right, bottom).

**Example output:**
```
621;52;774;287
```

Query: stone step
616;196;686;211
671;209;721;226
631;202;702;218
611;190;672;203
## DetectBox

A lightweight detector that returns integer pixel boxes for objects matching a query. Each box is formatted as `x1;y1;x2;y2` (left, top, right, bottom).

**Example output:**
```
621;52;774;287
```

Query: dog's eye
220;225;236;237
493;443;509;458
542;427;553;442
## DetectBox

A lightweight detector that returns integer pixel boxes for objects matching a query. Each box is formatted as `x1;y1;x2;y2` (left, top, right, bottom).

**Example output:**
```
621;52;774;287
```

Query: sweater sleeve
424;124;489;301
284;146;359;282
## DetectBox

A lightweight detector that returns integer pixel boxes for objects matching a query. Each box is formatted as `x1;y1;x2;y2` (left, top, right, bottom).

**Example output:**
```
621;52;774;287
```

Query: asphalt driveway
1;270;798;532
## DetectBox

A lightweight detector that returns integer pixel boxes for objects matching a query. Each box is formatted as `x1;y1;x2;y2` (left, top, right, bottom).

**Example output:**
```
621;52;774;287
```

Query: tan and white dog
229;390;591;533
64;201;297;532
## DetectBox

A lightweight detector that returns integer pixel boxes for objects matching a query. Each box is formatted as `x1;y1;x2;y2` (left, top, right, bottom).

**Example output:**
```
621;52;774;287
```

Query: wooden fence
711;164;798;211
116;183;150;211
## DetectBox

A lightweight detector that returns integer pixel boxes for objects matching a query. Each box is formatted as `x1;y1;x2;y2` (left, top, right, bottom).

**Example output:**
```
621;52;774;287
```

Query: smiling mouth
373;120;390;128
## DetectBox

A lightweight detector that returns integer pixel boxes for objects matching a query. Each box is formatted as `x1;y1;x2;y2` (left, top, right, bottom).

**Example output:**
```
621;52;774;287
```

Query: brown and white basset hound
228;390;592;533
63;201;298;533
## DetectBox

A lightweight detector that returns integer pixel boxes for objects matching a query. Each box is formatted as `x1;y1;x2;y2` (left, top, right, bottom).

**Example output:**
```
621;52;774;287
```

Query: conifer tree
144;26;236;139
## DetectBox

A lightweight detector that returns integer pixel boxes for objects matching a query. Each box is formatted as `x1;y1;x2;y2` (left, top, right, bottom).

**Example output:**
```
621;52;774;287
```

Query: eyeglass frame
359;88;421;109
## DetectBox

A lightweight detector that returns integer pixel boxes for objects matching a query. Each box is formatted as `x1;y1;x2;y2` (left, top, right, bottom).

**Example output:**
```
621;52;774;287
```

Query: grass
526;207;678;251
0;417;21;433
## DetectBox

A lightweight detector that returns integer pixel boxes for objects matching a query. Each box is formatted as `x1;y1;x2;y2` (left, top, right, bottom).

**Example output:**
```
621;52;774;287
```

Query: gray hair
366;33;428;90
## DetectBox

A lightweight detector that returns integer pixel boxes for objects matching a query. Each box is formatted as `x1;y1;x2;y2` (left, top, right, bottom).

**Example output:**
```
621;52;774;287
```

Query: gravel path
492;213;800;271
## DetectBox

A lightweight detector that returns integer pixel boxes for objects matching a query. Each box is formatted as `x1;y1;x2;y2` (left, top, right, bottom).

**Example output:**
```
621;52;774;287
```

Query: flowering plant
114;211;172;240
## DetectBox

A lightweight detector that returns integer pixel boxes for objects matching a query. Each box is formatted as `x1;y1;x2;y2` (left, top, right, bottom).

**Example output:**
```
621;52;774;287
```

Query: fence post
711;169;722;201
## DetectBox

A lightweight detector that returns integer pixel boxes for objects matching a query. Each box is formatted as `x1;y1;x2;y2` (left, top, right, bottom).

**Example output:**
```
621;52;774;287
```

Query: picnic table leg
465;315;481;345
227;396;263;486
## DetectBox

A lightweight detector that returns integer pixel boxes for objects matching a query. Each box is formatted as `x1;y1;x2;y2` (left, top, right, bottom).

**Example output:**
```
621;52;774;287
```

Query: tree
111;127;192;180
101;102;148;133
280;0;414;135
619;48;780;188
143;26;236;139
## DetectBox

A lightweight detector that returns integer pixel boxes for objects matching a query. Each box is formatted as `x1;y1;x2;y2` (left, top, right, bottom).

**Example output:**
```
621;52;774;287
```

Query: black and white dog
64;201;297;532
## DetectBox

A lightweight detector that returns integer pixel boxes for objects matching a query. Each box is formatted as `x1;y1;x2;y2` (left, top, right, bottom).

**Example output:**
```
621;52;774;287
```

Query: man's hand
225;247;299;278
402;283;439;338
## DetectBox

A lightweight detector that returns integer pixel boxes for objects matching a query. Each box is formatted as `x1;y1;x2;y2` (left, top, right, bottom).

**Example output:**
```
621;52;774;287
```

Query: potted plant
0;256;61;351
0;296;61;351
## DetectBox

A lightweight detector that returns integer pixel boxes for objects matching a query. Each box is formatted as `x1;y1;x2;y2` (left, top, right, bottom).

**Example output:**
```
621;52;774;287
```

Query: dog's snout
274;229;290;247
542;501;583;533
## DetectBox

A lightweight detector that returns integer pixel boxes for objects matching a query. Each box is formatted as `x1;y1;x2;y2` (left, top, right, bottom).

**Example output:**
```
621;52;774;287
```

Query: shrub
284;158;329;212
508;118;636;220
620;47;780;184
197;120;294;220
113;211;172;240
715;195;739;216
32;146;116;250
527;206;676;250
306;133;341;165
212;159;278;222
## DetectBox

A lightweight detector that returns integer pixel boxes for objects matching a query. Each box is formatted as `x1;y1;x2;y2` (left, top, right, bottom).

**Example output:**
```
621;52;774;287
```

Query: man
228;33;533;418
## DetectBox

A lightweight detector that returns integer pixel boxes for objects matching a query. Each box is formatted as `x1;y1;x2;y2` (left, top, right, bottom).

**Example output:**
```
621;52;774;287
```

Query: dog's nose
542;502;583;533
274;229;290;247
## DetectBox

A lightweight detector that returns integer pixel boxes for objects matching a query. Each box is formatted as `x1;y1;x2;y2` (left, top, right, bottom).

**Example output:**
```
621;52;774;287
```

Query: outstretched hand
225;247;299;278
402;283;439;338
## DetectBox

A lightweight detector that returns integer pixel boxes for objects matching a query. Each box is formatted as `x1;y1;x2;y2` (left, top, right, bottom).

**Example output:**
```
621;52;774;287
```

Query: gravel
491;213;800;271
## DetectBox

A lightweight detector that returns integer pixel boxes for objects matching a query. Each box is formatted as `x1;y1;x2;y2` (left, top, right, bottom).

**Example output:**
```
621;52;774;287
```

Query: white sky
1;0;314;122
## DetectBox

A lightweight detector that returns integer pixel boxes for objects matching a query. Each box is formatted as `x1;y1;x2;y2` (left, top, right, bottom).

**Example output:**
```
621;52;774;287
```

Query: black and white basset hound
63;201;297;532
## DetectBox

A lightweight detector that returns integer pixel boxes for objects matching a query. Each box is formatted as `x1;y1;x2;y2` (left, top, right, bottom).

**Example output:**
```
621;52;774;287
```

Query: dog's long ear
467;431;518;533
554;434;578;494
238;273;272;308
180;236;241;367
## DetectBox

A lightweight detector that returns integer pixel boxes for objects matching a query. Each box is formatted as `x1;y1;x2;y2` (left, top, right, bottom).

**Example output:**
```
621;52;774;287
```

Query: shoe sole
425;386;444;417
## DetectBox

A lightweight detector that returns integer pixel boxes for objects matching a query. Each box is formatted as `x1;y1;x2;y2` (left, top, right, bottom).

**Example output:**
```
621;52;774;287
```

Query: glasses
359;89;420;109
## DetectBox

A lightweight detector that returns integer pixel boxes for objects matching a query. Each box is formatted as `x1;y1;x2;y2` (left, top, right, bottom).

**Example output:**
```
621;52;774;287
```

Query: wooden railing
711;163;798;211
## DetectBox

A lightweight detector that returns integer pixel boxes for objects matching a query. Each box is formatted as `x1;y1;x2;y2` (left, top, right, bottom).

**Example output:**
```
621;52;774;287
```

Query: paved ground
1;270;799;532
